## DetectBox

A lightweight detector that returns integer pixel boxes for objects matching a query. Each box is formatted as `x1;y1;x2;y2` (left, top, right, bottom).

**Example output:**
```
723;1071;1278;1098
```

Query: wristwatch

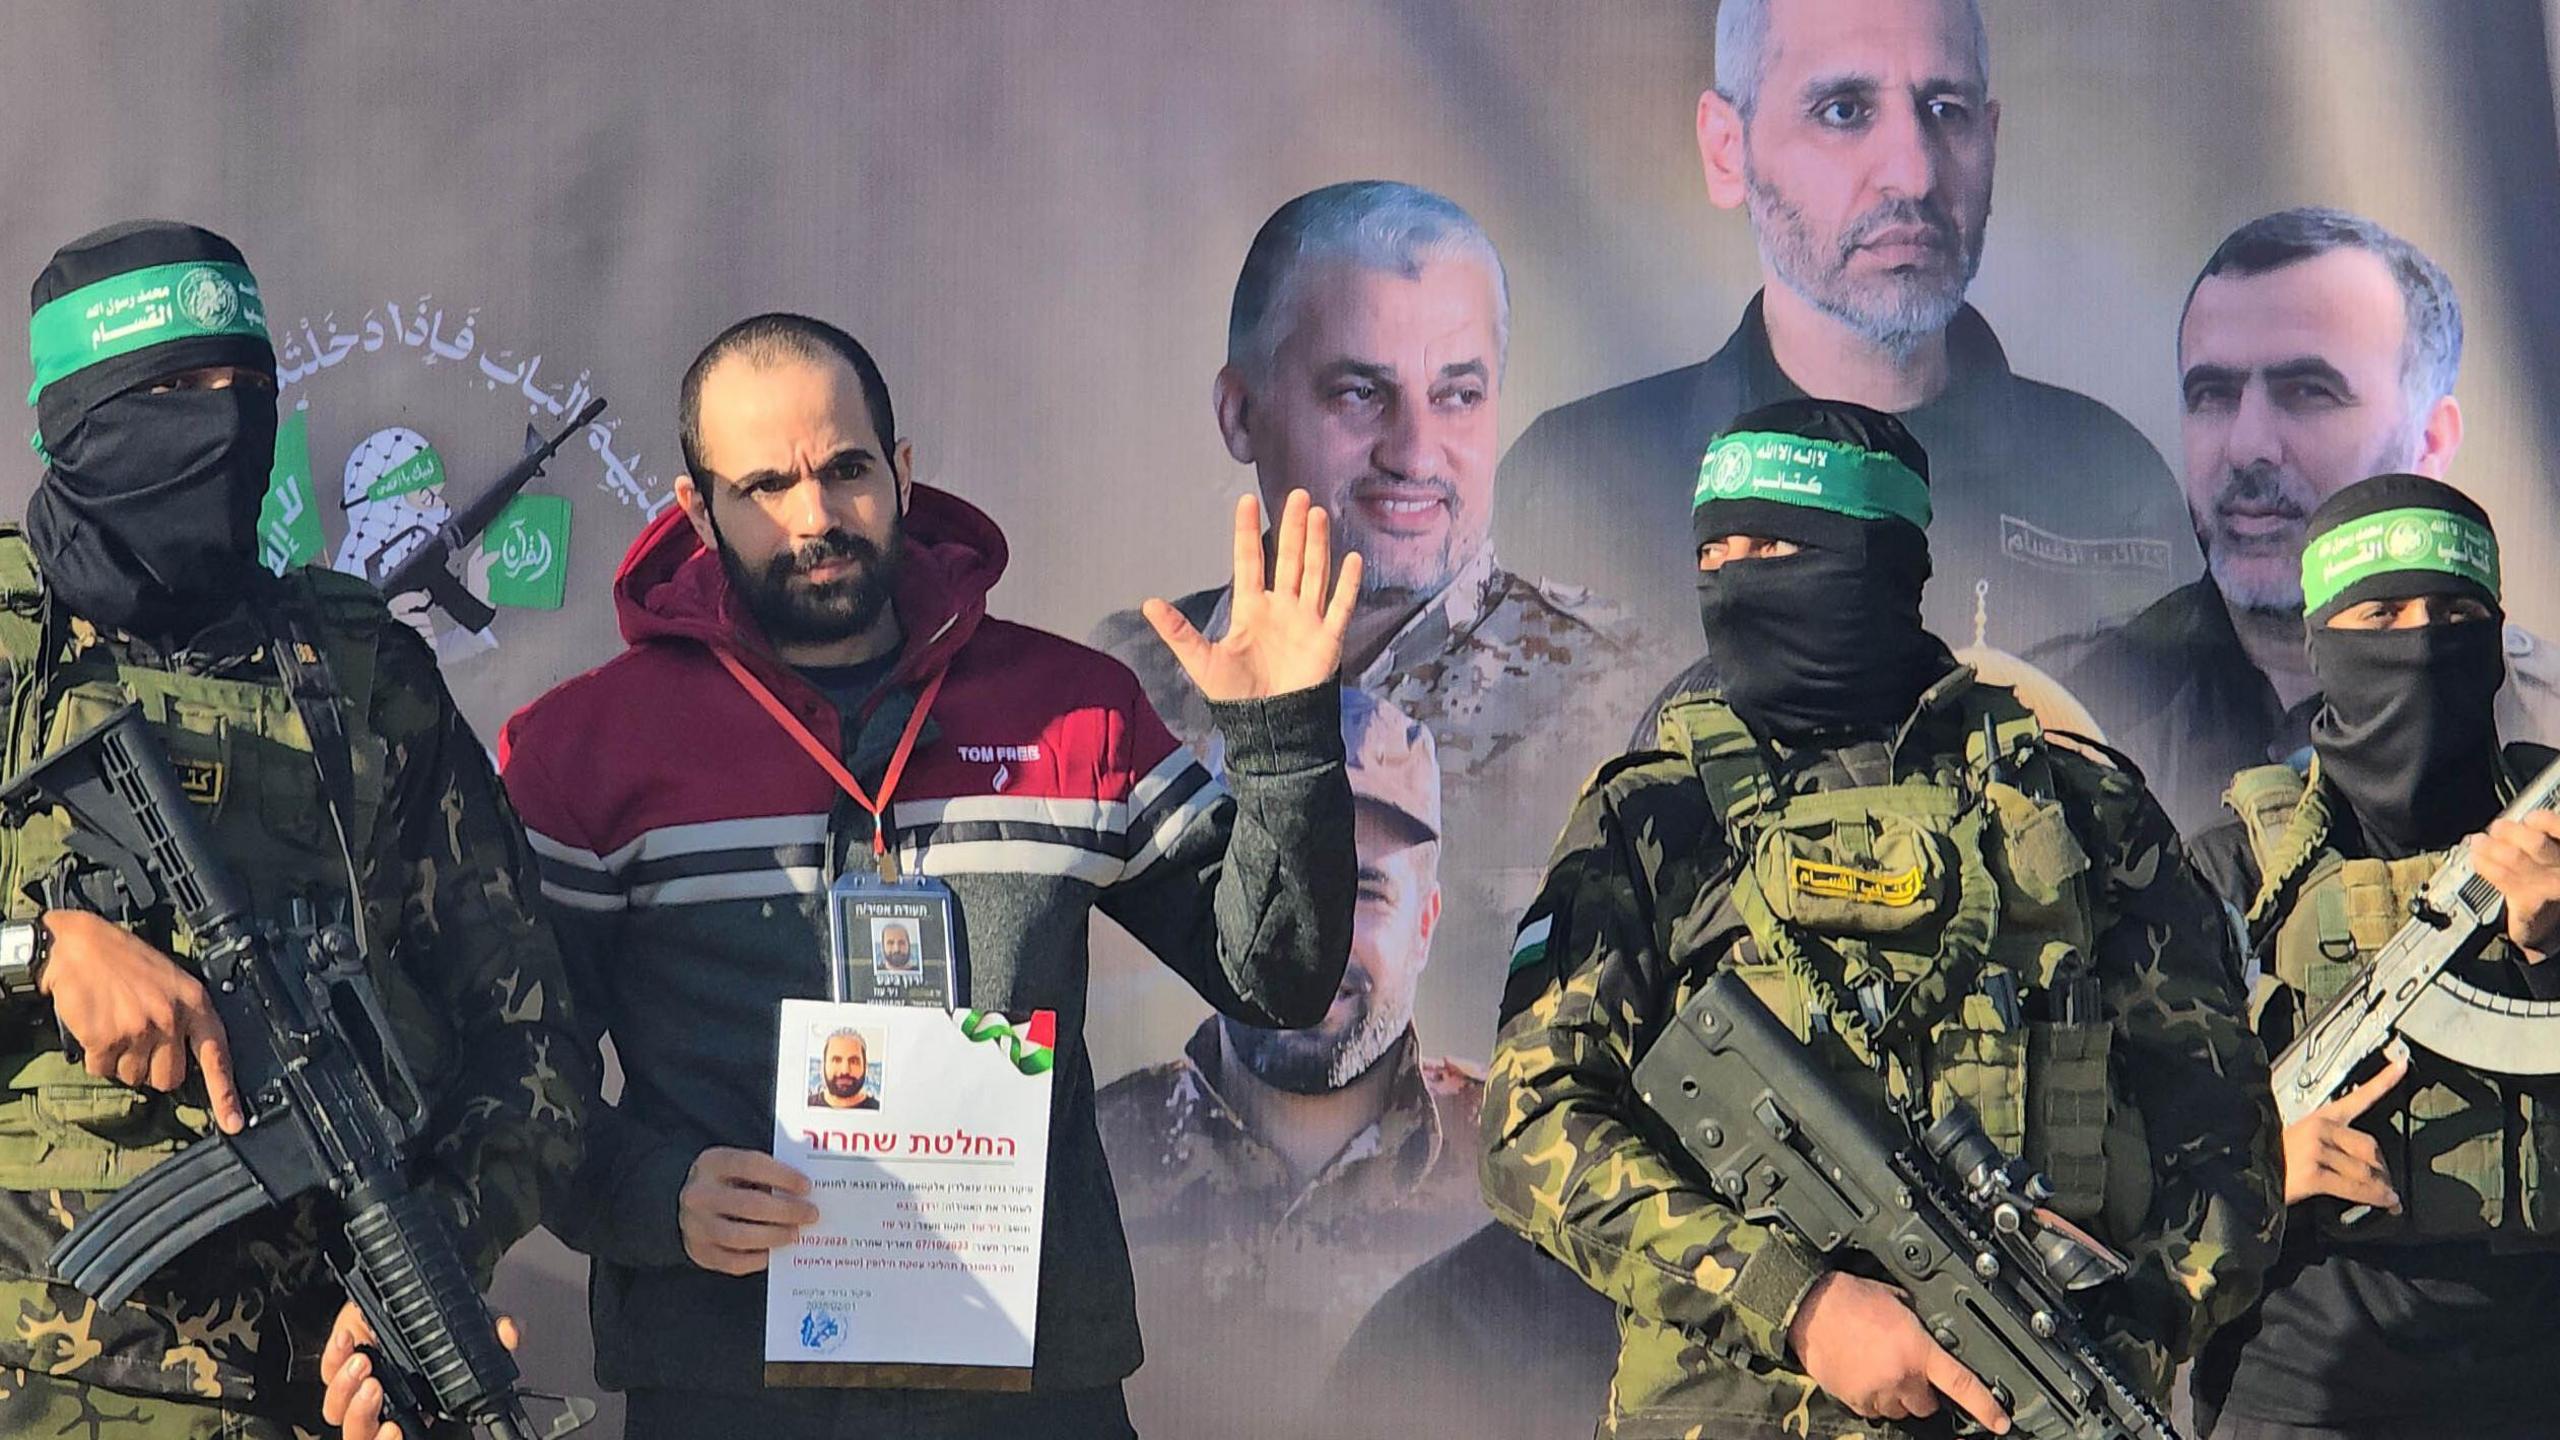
0;915;52;999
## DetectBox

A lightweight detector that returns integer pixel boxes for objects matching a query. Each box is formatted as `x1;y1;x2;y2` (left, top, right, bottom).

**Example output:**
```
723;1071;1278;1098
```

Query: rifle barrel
378;398;606;599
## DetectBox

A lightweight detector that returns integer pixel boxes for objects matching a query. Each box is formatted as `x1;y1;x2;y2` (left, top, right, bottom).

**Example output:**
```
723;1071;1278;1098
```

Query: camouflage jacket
1095;543;1687;1064
0;546;585;1407
1480;702;2281;1439
1098;1020;1486;1439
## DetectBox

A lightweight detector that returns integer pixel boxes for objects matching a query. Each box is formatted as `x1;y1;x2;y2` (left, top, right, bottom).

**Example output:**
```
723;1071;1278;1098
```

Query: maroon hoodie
500;484;1354;1398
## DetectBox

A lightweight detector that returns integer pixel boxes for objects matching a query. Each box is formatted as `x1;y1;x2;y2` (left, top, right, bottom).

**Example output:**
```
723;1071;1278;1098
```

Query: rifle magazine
47;1136;265;1308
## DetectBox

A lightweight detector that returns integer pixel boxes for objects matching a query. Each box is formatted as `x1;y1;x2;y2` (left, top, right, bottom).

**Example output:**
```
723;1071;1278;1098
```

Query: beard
2196;459;2323;613
1332;474;1482;601
826;1071;865;1099
1747;168;1985;357
710;508;904;648
1224;973;1414;1095
2200;427;2418;614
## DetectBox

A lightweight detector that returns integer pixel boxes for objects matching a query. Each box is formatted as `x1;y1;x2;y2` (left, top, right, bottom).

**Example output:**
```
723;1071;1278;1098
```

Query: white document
765;999;1055;1383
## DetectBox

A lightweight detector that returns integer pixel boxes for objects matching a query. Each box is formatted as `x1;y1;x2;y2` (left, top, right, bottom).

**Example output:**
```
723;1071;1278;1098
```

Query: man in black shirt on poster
1496;0;2195;656
2040;208;2560;835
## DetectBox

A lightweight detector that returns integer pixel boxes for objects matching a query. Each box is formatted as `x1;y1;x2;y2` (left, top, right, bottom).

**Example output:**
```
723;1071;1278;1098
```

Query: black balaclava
1693;398;1954;741
2301;473;2508;859
24;221;280;642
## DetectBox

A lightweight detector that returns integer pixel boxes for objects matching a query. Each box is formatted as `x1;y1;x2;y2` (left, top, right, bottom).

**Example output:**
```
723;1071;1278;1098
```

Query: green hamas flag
2301;505;2500;613
1694;430;1932;530
257;407;324;574
481;495;572;610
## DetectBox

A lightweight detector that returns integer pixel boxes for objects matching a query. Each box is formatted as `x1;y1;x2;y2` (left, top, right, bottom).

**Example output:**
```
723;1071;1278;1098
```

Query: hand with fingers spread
1144;489;1362;703
680;1146;819;1275
320;1300;522;1440
2281;1048;2410;1210
37;909;246;1134
1788;1271;2012;1433
2476;811;2560;961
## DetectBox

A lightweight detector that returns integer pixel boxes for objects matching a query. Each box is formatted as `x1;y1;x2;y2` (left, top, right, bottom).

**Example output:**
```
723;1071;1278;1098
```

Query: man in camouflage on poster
1100;686;1485;1440
1094;179;1680;1060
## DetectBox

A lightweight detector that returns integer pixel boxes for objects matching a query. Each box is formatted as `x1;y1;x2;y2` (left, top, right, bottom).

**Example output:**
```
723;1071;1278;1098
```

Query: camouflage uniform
1097;1020;1486;1440
1481;676;2282;1439
1095;543;1686;1057
0;1371;320;1440
0;534;585;1430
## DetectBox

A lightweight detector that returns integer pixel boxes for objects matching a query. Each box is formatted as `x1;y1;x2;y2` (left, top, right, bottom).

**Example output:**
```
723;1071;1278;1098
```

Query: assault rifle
2269;751;2560;1127
0;704;590;1440
378;396;606;630
1633;969;2178;1440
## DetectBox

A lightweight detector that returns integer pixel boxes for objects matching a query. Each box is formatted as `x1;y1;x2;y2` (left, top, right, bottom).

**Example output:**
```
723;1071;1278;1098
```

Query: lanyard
714;648;946;881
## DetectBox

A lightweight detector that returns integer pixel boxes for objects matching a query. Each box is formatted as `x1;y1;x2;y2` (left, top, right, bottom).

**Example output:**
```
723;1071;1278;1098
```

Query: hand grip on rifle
1634;970;2179;1440
2269;752;2560;1129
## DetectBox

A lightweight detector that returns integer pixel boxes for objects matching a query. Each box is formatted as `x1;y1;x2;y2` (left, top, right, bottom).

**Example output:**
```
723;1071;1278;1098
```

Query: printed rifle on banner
378;396;606;630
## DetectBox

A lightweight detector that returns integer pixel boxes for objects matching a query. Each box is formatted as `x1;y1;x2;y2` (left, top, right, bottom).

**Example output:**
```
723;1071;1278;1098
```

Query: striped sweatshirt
498;487;1354;1397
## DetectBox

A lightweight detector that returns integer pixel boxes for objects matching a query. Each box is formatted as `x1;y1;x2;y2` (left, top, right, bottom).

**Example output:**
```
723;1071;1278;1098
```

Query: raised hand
2281;1046;2410;1210
1144;490;1361;703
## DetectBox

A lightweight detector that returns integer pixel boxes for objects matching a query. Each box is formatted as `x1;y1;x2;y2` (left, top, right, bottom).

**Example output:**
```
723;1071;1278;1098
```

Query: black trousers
623;1382;1135;1440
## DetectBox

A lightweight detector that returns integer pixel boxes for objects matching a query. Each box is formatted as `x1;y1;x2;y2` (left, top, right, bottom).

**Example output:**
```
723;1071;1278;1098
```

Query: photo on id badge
803;1024;888;1113
828;873;959;1008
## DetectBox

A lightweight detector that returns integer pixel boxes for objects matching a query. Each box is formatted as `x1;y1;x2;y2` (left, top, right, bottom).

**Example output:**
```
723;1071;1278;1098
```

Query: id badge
827;872;963;1008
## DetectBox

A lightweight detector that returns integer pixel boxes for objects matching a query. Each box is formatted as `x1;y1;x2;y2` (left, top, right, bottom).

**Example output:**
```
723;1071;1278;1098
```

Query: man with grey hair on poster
1095;179;1678;1064
2040;206;2560;833
1496;0;2195;655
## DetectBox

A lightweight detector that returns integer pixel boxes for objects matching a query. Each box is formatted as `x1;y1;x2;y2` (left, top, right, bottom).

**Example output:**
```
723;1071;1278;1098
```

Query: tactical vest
2228;746;2560;1245
1661;677;2149;1234
0;530;436;1195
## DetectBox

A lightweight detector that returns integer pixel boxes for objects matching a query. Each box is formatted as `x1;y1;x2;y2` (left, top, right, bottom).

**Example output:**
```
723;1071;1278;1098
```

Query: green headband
27;260;268;403
1693;431;1932;530
2300;505;2501;613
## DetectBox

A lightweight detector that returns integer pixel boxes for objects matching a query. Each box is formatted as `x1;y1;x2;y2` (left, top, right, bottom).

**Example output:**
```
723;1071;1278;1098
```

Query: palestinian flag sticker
958;1009;1057;1076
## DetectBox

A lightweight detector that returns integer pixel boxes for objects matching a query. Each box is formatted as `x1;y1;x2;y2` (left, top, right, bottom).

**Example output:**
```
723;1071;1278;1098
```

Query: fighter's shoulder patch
1508;912;1555;976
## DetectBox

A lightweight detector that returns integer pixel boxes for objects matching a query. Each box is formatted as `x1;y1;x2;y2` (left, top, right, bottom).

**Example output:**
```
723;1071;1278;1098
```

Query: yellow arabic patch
172;757;224;806
1785;856;1926;907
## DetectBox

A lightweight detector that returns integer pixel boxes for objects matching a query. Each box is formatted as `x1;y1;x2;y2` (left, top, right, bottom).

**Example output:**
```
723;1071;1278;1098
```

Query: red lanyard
714;648;947;881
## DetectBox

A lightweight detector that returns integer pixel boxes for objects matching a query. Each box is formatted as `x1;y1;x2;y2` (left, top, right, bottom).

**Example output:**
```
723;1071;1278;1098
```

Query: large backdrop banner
6;3;2560;1436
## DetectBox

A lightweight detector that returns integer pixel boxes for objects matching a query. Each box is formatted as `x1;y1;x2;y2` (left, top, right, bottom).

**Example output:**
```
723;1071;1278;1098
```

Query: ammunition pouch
1668;678;2129;1226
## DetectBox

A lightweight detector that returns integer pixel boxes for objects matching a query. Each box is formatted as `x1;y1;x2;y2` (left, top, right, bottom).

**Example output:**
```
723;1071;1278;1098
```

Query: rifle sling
260;593;372;959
